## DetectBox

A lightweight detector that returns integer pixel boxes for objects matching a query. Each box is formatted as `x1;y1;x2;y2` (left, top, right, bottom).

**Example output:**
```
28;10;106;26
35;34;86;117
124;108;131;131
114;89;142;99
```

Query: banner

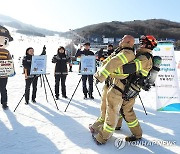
0;60;15;77
153;42;180;111
30;55;47;75
80;56;96;75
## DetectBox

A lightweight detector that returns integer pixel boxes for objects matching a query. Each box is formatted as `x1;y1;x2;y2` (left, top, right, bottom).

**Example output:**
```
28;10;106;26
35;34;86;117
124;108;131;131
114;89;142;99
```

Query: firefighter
90;35;158;144
89;40;132;134
90;35;136;144
115;35;158;142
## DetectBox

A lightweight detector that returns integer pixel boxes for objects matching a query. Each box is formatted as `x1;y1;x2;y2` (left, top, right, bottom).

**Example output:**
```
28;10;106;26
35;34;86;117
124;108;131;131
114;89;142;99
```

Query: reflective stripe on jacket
94;48;135;82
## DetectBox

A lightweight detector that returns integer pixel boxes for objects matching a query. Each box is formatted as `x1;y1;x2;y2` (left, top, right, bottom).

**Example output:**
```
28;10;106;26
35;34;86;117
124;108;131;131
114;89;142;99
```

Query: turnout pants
92;79;124;144
91;84;108;132
55;74;67;98
116;98;142;138
0;78;8;106
25;77;38;102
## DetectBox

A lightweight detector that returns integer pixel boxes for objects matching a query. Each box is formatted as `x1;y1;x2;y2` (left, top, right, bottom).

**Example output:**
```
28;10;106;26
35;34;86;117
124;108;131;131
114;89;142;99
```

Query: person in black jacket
97;45;114;62
98;48;104;61
107;44;114;56
52;46;69;99
22;47;38;105
75;42;95;99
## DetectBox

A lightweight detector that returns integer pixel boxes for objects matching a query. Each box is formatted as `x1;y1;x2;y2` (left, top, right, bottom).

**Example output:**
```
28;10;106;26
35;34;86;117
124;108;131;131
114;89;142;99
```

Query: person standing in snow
90;35;158;145
89;35;136;144
52;46;69;100
115;35;158;142
22;47;38;105
75;42;95;99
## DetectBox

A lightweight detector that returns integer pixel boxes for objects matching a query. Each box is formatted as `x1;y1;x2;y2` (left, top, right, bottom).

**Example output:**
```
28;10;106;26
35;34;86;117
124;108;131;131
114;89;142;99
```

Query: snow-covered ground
0;32;180;154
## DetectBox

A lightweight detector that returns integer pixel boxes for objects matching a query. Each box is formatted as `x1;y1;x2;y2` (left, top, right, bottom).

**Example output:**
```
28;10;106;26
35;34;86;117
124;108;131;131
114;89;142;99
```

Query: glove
52;56;58;63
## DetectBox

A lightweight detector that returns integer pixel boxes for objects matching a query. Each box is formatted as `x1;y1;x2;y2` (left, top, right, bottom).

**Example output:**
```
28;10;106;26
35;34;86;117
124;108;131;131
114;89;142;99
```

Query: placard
0;60;15;77
30;55;47;75
153;43;180;111
80;56;96;75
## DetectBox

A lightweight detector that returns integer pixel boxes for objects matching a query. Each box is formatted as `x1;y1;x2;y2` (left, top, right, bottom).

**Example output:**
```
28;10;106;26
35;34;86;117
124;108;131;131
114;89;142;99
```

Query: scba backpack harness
112;52;162;101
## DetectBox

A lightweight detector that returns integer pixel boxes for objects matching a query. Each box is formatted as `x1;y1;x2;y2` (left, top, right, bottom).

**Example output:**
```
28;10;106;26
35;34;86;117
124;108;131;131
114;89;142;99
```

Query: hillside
1;14;180;42
0;14;61;36
63;19;180;41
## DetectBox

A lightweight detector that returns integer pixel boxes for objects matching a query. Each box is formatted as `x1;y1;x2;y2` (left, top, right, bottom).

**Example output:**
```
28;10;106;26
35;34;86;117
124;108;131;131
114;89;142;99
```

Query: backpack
122;53;162;101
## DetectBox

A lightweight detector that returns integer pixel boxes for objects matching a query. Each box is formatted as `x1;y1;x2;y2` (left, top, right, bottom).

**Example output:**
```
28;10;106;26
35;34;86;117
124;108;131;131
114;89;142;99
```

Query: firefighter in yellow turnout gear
90;35;158;145
116;35;158;142
90;35;136;144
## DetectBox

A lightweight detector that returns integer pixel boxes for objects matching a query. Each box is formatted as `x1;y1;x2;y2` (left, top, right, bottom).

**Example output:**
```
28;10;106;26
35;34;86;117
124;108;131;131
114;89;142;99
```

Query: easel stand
14;74;59;112
64;77;101;112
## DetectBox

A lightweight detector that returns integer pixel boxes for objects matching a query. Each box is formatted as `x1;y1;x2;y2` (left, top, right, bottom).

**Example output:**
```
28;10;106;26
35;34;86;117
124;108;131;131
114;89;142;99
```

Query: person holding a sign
52;46;69;99
75;42;95;99
0;25;13;110
22;47;38;104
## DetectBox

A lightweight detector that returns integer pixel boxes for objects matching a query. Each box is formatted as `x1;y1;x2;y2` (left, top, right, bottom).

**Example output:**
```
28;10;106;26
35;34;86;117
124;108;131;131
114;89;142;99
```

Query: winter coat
94;47;135;83
52;53;70;75
107;49;114;56
75;49;94;57
98;48;104;60
22;54;33;76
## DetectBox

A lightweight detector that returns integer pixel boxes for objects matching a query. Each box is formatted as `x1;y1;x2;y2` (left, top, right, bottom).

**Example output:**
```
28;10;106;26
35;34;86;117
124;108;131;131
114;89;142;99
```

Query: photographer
52;46;69;99
22;47;38;104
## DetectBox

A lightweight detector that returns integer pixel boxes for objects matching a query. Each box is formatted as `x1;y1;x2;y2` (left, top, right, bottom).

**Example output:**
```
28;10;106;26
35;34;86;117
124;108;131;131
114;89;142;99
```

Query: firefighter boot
125;135;142;142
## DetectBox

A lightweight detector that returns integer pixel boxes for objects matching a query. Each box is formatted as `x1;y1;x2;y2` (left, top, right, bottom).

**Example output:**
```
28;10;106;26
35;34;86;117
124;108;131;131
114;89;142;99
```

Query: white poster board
30;55;47;75
153;43;180;111
80;56;96;75
0;60;15;77
103;38;109;44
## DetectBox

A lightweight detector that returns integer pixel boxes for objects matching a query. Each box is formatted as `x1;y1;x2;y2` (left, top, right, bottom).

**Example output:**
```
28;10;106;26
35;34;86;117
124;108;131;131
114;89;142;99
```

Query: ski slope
0;32;180;154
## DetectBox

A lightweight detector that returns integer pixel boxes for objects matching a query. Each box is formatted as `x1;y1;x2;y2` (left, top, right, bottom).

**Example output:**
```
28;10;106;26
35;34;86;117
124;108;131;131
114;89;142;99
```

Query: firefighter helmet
140;35;157;50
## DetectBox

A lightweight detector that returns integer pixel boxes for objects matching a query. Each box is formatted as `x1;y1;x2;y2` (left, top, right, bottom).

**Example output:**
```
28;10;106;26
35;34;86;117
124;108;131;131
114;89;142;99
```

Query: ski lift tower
68;29;87;56
69;29;86;45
